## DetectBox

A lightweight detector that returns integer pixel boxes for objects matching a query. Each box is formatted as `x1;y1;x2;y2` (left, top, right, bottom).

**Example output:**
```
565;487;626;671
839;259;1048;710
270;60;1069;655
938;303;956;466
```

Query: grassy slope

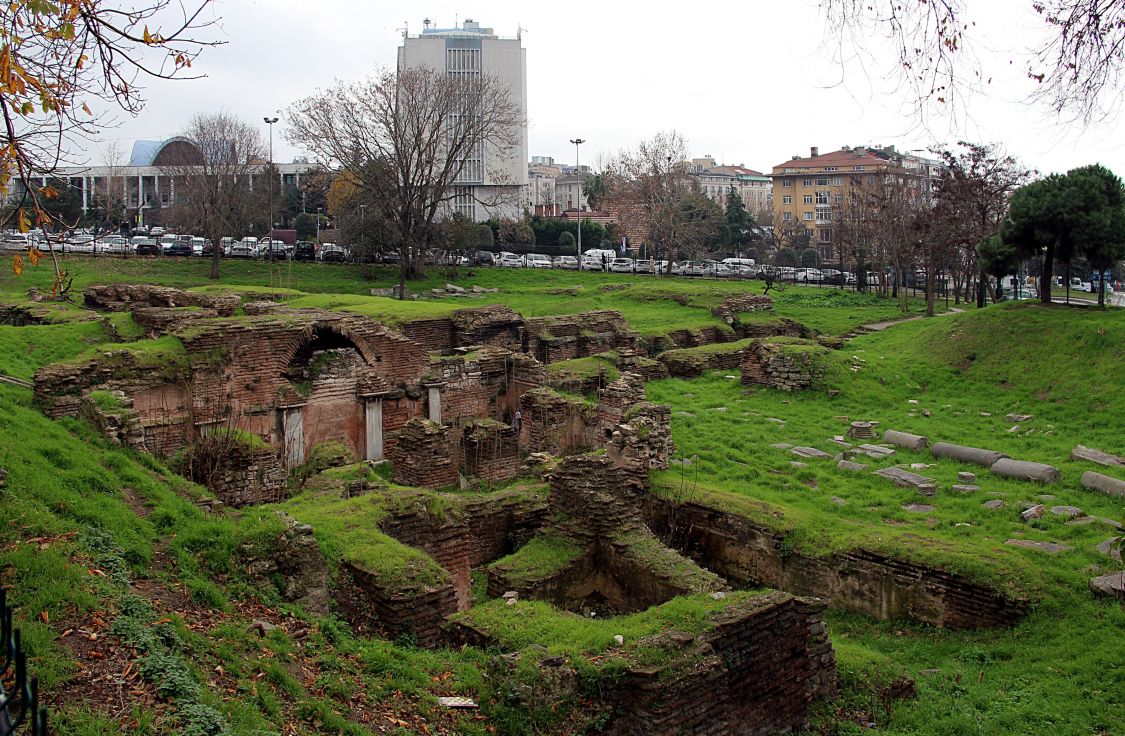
3;266;1122;734
647;301;1125;735
1;255;937;338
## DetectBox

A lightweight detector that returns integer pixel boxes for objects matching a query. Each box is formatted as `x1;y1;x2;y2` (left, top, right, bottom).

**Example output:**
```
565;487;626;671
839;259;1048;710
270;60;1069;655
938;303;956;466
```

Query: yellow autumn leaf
12;253;22;276
16;208;30;233
28;246;40;266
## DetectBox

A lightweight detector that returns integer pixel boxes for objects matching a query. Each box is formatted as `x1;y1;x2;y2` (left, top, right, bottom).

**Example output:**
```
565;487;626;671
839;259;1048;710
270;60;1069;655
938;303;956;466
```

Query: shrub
558;231;576;248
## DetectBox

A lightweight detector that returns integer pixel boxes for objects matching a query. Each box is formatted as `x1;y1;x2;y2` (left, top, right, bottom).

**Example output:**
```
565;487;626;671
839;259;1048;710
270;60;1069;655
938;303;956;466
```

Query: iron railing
0;589;47;735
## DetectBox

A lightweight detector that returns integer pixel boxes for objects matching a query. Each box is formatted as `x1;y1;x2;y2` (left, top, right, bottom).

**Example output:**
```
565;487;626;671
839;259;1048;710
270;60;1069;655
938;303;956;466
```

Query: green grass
271;489;450;591
487;532;586;586
2;256;942;339
0;320;111;379
647;301;1125;735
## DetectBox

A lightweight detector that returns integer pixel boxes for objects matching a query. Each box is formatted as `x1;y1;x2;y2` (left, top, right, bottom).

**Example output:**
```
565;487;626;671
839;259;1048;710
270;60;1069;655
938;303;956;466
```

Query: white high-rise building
398;19;528;222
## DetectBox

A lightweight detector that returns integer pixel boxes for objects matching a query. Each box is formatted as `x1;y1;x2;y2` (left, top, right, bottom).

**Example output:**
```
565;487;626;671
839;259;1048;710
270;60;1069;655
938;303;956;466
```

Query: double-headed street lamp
263;116;279;243
569;138;585;269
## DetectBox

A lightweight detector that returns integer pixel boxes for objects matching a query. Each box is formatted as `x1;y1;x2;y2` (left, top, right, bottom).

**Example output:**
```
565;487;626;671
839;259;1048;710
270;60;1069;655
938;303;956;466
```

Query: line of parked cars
0;228;352;262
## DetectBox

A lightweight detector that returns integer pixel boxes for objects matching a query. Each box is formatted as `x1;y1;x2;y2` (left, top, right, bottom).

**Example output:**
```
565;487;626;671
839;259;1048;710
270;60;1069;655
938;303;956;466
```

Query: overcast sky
95;0;1125;176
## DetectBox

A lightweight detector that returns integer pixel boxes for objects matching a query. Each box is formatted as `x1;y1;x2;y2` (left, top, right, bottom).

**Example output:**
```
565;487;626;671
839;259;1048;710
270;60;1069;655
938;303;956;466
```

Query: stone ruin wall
643;497;1029;629
740;340;827;391
334;490;548;647
447;591;836;736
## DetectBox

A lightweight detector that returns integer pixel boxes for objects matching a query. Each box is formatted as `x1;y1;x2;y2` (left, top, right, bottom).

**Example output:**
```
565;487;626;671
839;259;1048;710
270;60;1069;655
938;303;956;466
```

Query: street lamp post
263;116;278;244
360;204;367;254
569;138;585;269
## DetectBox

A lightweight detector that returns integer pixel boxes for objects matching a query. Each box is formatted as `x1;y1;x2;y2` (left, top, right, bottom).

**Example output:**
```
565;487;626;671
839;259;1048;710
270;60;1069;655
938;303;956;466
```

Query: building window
802;178;812;187
816;207;832;222
825;167;837;172
803;211;813;221
853;166;866;171
782;195;792;204
832;176;844;186
783;211;793;221
816;191;829;205
819;228;833;243
453;186;476;219
782;179;793;188
803;195;813;204
834;194;844;204
816;177;829;186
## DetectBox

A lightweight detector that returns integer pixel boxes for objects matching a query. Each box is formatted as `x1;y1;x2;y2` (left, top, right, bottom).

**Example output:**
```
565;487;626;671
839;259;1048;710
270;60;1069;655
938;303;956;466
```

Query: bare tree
159;112;266;279
1;1;218;291
931;143;1032;308
286;66;522;297
603;131;717;271
821;0;1125;123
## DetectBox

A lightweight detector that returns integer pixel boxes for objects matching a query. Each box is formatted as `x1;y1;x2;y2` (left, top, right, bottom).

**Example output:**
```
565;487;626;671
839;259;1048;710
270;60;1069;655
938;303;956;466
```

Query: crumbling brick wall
519;388;594;454
188;442;286;508
523;310;637;364
460;420;520;483
336;562;458;649
451;305;525;349
614;593;836;736
389;418;459;489
643;497;1029;628
710;294;774;325
740;339;828;391
83;283;239;315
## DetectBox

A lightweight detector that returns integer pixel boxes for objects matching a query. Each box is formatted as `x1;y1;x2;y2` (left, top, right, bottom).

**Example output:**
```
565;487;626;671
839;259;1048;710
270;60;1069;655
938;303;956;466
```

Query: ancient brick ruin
740;338;830;391
27;282;1060;733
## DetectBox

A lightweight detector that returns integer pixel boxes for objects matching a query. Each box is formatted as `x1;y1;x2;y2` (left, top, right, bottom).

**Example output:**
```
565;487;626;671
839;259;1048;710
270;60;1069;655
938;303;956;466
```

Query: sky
90;0;1125;176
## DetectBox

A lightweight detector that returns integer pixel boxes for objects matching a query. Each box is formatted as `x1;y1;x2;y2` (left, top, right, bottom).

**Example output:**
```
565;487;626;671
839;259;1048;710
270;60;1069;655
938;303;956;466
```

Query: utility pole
570;138;585;269
263;116;279;245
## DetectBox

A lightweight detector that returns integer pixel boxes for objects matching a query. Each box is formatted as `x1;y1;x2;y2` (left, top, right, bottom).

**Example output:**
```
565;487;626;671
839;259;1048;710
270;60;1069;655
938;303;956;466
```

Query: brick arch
280;322;383;375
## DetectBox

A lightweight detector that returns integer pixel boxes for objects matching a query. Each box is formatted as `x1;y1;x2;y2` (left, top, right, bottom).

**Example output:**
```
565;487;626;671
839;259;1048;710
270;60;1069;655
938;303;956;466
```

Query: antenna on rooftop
397;21;408;39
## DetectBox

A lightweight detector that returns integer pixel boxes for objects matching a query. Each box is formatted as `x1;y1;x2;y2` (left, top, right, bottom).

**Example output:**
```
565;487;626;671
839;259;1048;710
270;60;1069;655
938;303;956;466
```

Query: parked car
524;253;553;269
470;250;495;266
98;235;130;255
166;235;193;257
499;252;524;268
258;239;290;260
678;261;706;276
632;259;655;275
229;238;256;258
319;244;348;262
581;254;605;270
293;241;316;261
132;237;160;256
608;257;635;273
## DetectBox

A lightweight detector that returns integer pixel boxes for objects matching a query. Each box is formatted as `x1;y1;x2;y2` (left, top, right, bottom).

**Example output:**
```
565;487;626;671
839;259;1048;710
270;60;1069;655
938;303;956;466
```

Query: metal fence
0;589;47;735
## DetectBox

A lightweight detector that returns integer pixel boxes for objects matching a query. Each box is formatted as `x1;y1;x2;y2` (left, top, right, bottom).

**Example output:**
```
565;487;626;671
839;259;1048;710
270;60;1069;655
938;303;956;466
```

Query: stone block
1005;539;1072;554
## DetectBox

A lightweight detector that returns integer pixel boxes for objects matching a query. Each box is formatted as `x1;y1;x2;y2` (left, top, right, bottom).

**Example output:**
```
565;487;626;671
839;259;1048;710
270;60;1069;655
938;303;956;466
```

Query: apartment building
398;19;528;221
771;145;941;263
692;159;772;221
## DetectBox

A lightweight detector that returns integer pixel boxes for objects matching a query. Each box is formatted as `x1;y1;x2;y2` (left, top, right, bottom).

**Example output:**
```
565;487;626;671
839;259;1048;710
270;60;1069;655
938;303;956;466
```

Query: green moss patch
487;533;586;587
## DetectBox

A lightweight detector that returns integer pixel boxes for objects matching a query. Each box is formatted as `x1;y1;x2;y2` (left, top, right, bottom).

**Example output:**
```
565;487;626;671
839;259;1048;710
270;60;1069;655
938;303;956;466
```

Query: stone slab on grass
791;446;833;460
1020;504;1045;522
875;466;936;492
1070;445;1125;468
1067;516;1124;531
958;472;978;483
1005;539;1072;554
1089;573;1125;600
1049;505;1084;518
951;485;980;494
837;459;870;472
982;500;1005;510
902;503;935;513
1095;539;1122;561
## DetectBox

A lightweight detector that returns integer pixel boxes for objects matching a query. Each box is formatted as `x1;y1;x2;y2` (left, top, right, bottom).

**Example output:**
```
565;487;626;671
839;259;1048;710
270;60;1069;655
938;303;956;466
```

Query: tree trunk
976;266;986;308
1098;271;1106;308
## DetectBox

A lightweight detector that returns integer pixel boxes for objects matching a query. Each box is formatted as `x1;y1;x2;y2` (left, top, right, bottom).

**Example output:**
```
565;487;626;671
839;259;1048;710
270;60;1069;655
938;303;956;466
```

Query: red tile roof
771;148;890;173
